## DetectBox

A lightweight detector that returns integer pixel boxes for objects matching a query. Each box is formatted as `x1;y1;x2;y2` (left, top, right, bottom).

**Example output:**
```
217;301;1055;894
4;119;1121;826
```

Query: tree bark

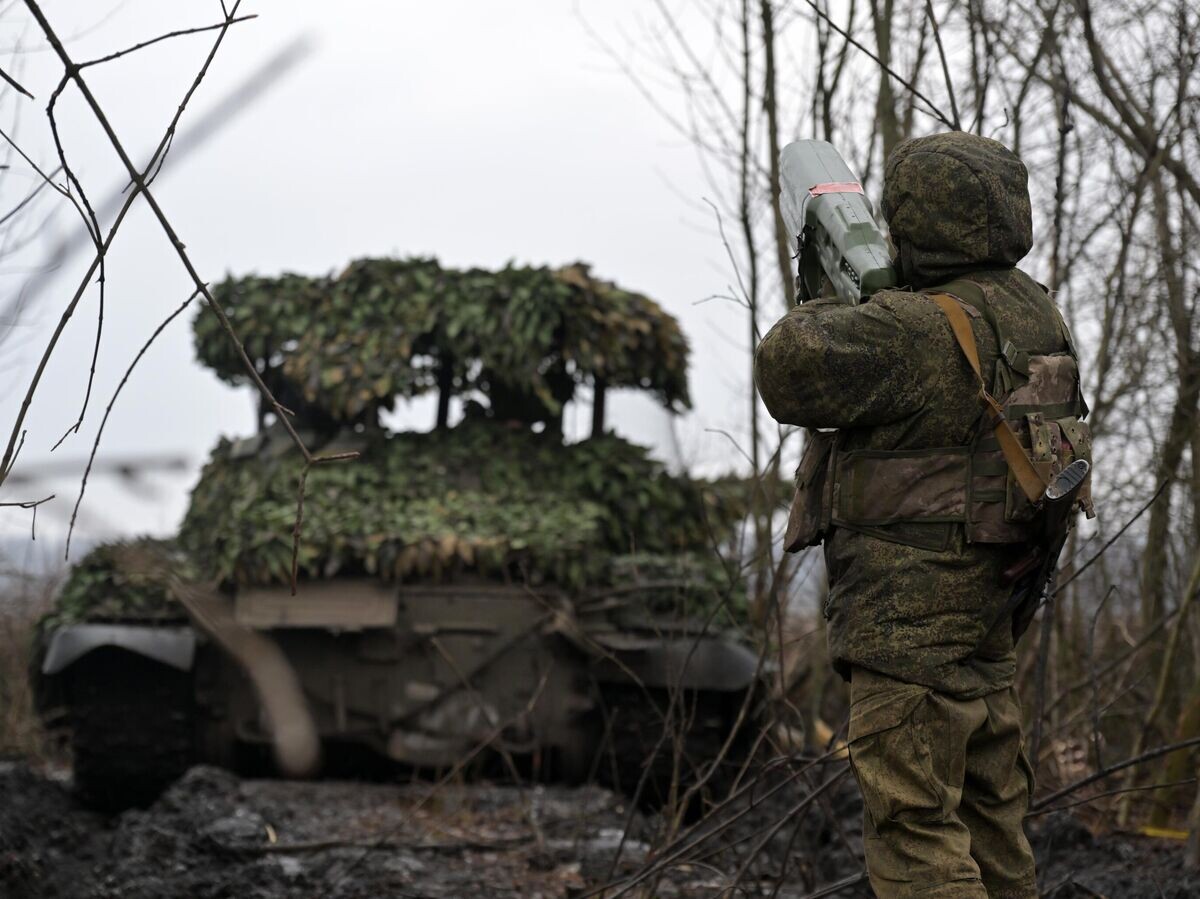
760;0;795;311
868;0;901;162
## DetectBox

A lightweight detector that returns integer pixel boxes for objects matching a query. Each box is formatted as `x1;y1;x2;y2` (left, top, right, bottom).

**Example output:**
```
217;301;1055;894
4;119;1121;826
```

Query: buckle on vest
1002;339;1031;376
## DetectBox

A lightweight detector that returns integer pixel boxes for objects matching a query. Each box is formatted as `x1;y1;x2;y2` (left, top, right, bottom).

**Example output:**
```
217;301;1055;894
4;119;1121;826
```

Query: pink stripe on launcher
808;182;863;196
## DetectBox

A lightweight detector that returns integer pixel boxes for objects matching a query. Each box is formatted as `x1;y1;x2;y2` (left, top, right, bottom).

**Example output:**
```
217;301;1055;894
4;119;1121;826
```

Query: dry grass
0;565;63;762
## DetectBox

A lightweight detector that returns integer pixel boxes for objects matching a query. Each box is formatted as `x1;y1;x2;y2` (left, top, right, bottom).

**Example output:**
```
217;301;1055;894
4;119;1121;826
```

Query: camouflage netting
45;539;190;627
194;258;691;423
177;421;740;592
51;258;750;625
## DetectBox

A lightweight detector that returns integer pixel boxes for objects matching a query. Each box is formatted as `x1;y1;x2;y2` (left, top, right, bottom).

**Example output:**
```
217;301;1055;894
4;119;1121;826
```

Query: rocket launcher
779;139;896;304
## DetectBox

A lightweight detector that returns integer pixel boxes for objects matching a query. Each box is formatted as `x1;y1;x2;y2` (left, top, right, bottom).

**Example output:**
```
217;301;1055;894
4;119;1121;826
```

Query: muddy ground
0;761;1197;898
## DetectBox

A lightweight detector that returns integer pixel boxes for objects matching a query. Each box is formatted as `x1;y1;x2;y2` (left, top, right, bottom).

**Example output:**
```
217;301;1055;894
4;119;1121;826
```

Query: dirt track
1;761;1197;898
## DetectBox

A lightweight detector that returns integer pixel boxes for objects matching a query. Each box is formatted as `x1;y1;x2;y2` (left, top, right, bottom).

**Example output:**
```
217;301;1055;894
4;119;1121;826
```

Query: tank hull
38;580;759;809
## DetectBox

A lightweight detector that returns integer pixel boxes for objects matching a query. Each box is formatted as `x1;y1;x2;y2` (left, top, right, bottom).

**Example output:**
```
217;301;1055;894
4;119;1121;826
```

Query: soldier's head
881;132;1032;289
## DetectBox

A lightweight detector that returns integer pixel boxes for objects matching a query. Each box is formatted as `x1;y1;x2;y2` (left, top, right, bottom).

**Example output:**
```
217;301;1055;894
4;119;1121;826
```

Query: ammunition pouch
783;430;838;552
832;417;1092;544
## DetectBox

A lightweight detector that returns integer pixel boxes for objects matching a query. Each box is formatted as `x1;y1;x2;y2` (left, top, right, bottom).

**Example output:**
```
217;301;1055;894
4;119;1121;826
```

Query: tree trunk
1140;175;1200;634
436;358;453;430
760;0;795;311
590;378;607;438
868;0;901;162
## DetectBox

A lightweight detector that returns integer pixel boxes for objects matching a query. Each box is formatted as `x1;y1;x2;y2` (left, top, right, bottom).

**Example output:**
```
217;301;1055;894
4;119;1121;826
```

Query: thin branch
795;871;870;899
1028;777;1198;818
0;494;51;509
1030;735;1200;811
0;62;32;99
801;0;955;128
78;14;258;69
65;290;199;557
924;0;960;128
0;492;53;541
0;162;60;227
22;0;318;465
0;5;251;485
1052;480;1169;595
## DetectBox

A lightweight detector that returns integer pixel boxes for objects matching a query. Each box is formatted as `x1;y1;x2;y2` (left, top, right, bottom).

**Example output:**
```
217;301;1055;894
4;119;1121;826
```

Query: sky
0;1;762;556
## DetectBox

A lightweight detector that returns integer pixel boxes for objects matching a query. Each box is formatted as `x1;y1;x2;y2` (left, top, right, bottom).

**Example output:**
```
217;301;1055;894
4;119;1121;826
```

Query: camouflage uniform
754;133;1085;898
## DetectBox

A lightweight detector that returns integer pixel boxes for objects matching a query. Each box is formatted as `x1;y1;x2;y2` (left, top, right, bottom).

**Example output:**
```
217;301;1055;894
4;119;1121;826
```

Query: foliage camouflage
52;257;748;625
194;258;691;423
46;539;188;627
177;420;739;592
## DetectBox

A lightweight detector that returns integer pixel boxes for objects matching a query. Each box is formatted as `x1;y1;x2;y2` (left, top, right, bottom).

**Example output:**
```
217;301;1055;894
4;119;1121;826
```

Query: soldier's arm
753;295;926;429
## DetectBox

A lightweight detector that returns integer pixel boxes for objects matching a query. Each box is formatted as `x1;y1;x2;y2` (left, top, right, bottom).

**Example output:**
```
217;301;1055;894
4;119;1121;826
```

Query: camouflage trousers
847;666;1038;898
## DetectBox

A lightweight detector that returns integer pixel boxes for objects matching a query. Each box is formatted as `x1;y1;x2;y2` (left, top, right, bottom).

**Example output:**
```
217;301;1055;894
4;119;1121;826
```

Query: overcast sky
0;1;763;556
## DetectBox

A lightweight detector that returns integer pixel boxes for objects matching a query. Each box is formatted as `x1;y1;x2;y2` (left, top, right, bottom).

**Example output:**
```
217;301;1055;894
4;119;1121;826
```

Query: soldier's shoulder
867;289;946;327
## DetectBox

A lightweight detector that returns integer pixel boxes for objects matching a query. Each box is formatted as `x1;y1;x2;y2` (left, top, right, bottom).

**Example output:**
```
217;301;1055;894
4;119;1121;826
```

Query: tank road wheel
68;648;195;811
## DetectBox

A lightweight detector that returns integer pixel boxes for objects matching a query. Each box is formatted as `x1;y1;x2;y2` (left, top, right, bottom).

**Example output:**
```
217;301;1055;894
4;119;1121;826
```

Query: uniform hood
881;132;1032;288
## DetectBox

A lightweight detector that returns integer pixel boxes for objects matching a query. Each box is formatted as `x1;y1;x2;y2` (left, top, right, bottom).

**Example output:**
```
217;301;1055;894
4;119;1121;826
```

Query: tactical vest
784;283;1093;552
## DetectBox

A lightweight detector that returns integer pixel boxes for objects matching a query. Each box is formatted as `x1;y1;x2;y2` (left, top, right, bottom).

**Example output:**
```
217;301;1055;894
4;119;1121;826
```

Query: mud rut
1;761;1197;898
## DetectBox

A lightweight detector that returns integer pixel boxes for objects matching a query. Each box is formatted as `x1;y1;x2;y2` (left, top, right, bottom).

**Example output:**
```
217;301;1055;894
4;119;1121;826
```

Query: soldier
754;132;1091;898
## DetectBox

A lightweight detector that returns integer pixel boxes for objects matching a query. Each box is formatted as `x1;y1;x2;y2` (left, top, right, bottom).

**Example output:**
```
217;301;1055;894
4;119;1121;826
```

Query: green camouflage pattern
848;666;1037;898
41;539;189;628
179;420;736;590
196;259;690;426
882;133;1033;289
754;133;1076;697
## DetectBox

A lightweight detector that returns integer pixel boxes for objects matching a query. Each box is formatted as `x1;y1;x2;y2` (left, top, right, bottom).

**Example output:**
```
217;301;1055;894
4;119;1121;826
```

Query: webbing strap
930;293;1048;504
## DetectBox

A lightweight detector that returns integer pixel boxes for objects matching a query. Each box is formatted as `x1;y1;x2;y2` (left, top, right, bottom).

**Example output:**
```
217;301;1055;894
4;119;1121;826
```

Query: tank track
69;649;195;811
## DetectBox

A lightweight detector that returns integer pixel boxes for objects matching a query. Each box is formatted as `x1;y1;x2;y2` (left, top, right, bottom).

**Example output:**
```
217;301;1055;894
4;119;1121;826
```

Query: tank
33;258;761;810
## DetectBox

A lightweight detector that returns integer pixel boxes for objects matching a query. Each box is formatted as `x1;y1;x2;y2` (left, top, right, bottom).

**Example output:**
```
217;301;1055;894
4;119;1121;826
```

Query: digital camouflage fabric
754;132;1072;699
849;665;1037;897
882;132;1033;288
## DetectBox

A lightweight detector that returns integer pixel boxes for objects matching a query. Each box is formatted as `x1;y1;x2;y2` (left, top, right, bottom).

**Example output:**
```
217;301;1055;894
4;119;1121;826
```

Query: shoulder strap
929;293;1047;505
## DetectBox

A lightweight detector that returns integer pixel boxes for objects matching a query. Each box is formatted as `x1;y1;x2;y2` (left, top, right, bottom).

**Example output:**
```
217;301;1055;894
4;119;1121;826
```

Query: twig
0;3;251;486
1053;482;1168;596
1028;777;1198;818
1116;552;1200;823
0;62;32;99
0;493;53;541
45;12;254;451
287;451;357;593
1043;604;1177;717
78;15;258;69
801;0;955;128
0;494;52;509
214;834;535;855
19;0;356;573
23;0;319;461
725;766;853;893
1030;735;1200;811
0;163;60;227
795;870;870;899
65;290;199;557
589;761;851;899
924;0;961;128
